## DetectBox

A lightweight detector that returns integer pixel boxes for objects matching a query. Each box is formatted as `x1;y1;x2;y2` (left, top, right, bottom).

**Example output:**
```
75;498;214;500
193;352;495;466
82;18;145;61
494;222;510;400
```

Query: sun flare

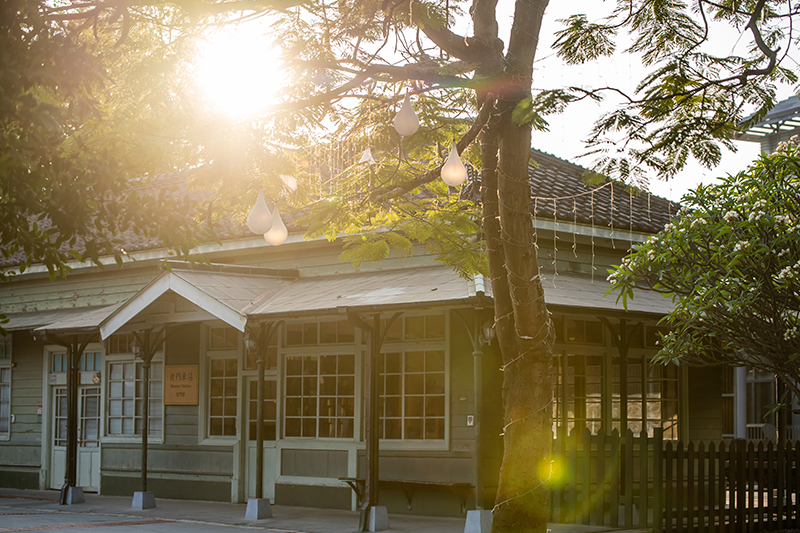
193;23;284;119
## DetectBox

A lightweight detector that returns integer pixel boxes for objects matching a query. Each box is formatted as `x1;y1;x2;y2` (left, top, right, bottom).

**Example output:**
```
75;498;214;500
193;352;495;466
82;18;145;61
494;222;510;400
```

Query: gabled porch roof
99;264;296;339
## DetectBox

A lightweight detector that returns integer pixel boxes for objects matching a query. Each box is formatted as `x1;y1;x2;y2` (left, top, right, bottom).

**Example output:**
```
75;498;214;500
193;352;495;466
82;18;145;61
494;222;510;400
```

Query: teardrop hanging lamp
246;189;273;234
264;207;288;246
393;93;420;137
441;141;467;187
359;147;377;165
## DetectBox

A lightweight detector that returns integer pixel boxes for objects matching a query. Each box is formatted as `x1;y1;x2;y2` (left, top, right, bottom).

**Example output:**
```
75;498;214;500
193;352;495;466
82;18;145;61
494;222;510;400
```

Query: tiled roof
1;150;676;270
525;149;677;234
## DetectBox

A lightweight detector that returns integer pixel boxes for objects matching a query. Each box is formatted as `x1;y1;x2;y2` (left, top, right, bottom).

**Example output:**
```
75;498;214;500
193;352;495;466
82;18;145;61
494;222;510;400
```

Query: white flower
647;250;656;260
776;215;791;225
664;223;674;232
734;241;750;252
785;326;798;341
692;217;707;227
724;211;739;222
779;248;790;257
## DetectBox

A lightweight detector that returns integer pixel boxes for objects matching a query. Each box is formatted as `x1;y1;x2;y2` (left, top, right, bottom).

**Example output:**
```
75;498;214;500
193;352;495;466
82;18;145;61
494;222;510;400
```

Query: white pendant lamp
280;174;298;192
393;93;420;137
441;141;467;187
247;189;273;234
264;207;288;245
359;147;376;164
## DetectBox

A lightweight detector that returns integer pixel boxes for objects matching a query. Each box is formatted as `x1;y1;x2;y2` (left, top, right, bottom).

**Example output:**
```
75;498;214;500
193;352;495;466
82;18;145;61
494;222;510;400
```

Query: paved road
0;489;636;533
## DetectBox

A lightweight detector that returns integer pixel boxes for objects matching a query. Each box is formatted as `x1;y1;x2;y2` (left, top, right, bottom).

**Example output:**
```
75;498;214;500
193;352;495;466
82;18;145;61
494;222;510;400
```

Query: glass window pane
425;315;445;339
338;321;355;343
405;316;425;339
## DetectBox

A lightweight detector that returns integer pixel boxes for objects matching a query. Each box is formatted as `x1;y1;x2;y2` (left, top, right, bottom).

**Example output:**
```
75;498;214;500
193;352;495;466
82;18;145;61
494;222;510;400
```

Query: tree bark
475;0;553;531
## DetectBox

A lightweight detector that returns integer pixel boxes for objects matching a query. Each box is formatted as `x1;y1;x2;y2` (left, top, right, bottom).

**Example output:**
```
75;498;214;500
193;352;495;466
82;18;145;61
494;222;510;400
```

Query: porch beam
344;309;401;532
41;332;95;505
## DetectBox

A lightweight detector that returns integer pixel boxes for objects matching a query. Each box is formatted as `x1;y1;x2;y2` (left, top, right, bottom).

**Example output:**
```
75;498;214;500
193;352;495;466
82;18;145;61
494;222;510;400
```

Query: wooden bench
339;477;473;512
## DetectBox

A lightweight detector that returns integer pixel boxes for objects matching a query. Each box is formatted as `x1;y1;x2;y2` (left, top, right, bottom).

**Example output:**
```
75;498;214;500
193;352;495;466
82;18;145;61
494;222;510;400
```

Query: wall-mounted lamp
480;320;495;346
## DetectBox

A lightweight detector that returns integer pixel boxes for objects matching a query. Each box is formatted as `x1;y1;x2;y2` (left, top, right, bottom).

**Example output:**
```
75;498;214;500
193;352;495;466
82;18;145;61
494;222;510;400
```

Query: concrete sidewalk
0;488;646;533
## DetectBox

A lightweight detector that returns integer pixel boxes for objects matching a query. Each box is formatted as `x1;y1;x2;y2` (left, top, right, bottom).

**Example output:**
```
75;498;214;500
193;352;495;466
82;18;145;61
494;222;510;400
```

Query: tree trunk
476;1;552;530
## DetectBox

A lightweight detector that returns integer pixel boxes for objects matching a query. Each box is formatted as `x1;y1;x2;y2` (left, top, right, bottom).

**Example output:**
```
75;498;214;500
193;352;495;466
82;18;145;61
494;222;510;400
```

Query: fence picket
747;440;755;528
778;438;786;529
548;427;798;532
718;440;727;533
687;441;696;532
736;439;746;527
665;441;674;533
594;430;605;526
653;428;663;533
639;430;648;529
698;441;706;533
581;428;592;525
794;441;800;528
765;441;775;531
624;429;634;528
757;440;766;530
610;429;620;528
707;441;716;533
568;427;579;523
557;427;567;522
677;440;685;532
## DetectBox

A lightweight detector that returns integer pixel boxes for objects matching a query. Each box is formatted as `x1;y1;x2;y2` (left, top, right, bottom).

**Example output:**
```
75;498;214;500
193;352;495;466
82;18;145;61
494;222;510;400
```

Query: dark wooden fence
549;428;800;532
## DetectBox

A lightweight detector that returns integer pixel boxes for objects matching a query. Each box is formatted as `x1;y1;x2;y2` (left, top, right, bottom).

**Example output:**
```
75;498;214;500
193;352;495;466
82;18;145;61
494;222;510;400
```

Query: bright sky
192;3;795;203
523;2;793;203
193;22;284;119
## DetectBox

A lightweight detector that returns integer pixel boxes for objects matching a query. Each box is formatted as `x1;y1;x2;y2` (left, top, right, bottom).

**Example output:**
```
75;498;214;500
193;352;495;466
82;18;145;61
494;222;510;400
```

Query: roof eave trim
99;273;247;339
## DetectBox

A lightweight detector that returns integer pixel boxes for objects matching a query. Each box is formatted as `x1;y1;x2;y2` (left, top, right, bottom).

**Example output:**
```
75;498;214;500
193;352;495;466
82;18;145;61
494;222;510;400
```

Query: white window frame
103;348;165;444
0;333;12;441
376;311;450;451
199;323;242;445
282;350;358;440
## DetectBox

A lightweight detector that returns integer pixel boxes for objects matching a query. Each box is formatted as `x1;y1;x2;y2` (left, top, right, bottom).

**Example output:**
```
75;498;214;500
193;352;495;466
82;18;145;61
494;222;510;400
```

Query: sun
193;23;284;119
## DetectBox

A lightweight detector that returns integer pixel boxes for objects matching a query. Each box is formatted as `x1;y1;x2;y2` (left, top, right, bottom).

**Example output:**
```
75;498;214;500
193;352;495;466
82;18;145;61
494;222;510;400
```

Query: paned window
108;333;135;355
284;354;355;438
246;332;279;371
0;337;10;360
248;380;277;441
611;356;679;438
52;352;102;373
210;327;239;349
107;360;163;436
552;353;603;435
747;368;776;428
380;315;445;342
285;321;355;346
209;358;238;436
721;367;735;438
378;350;446;440
550;317;604;345
552;350;680;439
54;388;68;447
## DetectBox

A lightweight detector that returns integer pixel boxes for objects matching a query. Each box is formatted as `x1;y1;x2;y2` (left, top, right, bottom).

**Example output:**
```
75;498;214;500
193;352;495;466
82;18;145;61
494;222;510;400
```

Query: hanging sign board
164;365;199;405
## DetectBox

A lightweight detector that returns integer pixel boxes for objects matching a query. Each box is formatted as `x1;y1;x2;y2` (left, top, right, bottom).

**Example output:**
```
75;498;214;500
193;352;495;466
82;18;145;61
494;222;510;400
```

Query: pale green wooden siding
0;332;44;489
687;366;724;441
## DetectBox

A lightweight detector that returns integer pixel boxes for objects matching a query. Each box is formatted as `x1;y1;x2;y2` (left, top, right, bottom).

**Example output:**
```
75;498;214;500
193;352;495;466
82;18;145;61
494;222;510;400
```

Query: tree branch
369;95;495;202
